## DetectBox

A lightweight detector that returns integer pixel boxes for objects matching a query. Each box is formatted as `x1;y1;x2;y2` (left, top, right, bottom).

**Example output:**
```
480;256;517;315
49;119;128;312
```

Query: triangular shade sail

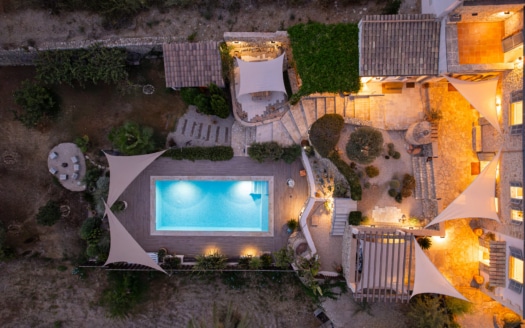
237;54;286;98
446;76;501;133
104;202;166;274
425;151;501;228
105;150;166;207
411;237;468;301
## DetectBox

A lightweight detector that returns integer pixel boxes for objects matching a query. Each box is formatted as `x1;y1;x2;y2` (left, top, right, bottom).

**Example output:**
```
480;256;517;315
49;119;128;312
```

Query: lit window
511;185;523;200
511;209;523;222
510;100;523;126
479;245;490;265
510;256;524;284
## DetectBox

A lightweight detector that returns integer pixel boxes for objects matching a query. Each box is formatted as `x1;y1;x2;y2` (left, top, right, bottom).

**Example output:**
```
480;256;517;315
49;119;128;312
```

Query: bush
365;165;379;178
445;296;472;316
286;219;298;232
210;94;230;118
162;256;181;269
274;246;294;269
401;188;413;198
407;295;450;328
80;217;102;240
417;236;432;250
328;152;362;201
346;127;384;164
194;251;228;271
281;145;302;164
180;87;200;105
392;151;401;159
389;179;400;189
249;256;262;270
395;193;403;203
348;211;362;225
35;45;128;87
86;244;100;258
36;200;61;226
402;174;416;198
164;146;234;161
388;188;398;197
100;272;147;318
247;142;301;163
74;135;90;153
260;253;273;268
108;122;156;155
382;0;402;15
309;114;344;157
194;93;212;114
13;80;60;128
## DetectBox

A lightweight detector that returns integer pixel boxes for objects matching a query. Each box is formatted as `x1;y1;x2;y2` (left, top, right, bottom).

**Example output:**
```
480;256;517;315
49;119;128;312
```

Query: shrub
210;94;230;118
274;246;294;269
249;256;262;270
348;211;362;225
328;152;362;201
194;251;228;271
80;217;102;240
237;256;251;269
86;244;100;258
388;188;398;197
108;122;156;155
445;296;472;316
309;114;344;157
247;142;301;163
13;80;60;128
365;165;379;178
194;93;212;114
392;151;401;159
401;188;413;198
35;45;128;87
395;193;403;203
389;179;400;189
260;253;273;268
163;256;181;269
288;23;360;99
417;237;432;250
74;135;90;153
100;272;147;318
286;218;299;232
36;200;61;226
180;87;200;105
281;145;302;164
407;295;450;328
163;146;234;161
402;174;416;190
346;127;384;164
382;0;402;15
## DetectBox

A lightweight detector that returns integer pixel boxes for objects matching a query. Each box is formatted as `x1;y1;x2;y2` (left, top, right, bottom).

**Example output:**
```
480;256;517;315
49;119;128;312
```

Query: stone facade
451;4;524;23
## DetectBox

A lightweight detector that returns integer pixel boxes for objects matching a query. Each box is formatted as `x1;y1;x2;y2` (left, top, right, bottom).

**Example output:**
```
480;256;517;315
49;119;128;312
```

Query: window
509;247;524;293
511;182;523;205
511;209;523;222
510;100;523;126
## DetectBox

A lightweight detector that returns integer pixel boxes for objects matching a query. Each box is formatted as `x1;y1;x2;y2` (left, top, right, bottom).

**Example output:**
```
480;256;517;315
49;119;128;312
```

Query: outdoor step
335;95;346;117
330;214;347;236
302;98;317;127
280;111;302;144
289;103;309;138
272;121;295;146
326;97;336;114
316;98;326;120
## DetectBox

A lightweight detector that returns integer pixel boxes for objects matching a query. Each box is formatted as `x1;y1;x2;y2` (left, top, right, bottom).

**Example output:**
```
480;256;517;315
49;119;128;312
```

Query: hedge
348;211;363;225
163;146;234;161
309;114;344;157
327;152;362;201
247;142;301;163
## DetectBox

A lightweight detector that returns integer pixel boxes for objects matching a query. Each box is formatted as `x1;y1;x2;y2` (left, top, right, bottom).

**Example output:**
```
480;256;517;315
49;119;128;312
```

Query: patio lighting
205;246;220;255
496;96;501;114
242;247;258;257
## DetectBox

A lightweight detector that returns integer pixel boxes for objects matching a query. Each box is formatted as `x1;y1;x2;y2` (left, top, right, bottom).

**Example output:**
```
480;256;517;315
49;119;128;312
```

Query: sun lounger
147;252;159;264
73;164;80;172
59;174;68;181
71;156;79;164
49;167;58;174
49;152;58;160
72;173;79;180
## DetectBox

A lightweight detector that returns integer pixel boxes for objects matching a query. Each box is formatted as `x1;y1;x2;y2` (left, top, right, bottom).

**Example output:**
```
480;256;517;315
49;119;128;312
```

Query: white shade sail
237;54;286;97
446;76;501;133
104;202;166;274
425;151;501;228
411;237;468;301
105;150;166;207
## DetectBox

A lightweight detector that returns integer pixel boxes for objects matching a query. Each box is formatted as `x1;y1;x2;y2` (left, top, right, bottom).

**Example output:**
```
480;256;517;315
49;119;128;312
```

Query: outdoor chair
147;252;159;264
71;156;79;164
49;152;58;160
59;174;68;181
72;173;79;180
73;164;80;172
49;167;58;175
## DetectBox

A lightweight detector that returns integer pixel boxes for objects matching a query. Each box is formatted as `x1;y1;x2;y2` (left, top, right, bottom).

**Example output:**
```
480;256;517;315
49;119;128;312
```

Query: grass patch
288;22;360;101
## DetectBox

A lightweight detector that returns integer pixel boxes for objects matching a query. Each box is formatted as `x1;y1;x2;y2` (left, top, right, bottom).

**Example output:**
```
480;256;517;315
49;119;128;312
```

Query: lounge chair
71;156;79;164
59;174;68;181
72;173;79;180
49;152;58;160
49;167;58;174
147;252;159;264
73;164;80;172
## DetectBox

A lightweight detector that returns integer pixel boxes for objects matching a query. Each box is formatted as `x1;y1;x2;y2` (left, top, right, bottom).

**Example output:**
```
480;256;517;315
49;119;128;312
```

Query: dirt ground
0;1;426;327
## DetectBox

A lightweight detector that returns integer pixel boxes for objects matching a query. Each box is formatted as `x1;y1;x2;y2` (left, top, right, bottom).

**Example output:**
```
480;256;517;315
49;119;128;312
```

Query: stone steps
331;214;347;236
272;121;295;146
412;156;436;200
280;111;302;144
289;103;309;138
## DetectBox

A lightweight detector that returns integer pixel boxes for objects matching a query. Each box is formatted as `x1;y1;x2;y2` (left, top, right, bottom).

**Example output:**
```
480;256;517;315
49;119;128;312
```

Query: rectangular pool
150;176;273;237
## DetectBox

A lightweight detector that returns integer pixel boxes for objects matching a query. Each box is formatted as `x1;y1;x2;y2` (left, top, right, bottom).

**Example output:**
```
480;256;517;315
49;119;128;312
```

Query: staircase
255;94;372;146
412;156;436;200
331;214;347;236
331;198;357;236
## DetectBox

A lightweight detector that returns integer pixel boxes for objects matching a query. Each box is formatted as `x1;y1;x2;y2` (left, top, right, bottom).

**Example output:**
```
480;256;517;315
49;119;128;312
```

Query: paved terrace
117;157;308;258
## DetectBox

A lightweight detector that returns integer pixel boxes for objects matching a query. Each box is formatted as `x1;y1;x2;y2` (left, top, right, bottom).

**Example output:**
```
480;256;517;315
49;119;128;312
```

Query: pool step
252;181;268;195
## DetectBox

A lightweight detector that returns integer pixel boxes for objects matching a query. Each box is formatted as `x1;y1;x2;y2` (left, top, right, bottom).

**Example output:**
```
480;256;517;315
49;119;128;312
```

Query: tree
13;80;60;128
407;295;450;328
108;122;156;155
36;200;61;226
309;114;345;157
210;94;230;118
346;127;384;164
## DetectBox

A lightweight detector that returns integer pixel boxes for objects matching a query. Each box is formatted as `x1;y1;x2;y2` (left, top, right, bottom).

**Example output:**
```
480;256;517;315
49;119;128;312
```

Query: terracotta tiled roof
359;14;440;76
163;41;224;88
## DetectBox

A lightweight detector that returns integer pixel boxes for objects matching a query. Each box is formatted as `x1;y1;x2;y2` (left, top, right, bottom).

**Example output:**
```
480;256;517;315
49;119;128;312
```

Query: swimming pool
150;176;273;236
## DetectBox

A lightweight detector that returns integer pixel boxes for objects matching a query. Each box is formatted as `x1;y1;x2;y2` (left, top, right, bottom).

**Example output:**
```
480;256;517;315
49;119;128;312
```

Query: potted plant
287;218;299;233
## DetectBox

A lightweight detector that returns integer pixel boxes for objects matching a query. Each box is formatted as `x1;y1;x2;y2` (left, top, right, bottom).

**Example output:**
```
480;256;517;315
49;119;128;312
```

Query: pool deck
117;156;308;258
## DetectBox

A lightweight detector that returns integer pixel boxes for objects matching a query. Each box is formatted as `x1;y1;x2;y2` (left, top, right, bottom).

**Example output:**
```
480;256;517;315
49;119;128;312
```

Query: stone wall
504;9;524;38
452;4;524;23
0;36;180;66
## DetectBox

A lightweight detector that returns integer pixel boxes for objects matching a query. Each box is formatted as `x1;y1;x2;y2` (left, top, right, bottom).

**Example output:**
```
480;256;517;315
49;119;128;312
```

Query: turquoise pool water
155;180;269;232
